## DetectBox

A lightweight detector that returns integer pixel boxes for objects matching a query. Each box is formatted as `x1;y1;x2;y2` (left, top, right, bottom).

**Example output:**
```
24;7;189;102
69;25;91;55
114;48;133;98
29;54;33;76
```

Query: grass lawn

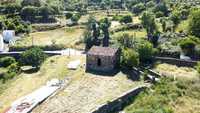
15;27;85;48
0;55;81;113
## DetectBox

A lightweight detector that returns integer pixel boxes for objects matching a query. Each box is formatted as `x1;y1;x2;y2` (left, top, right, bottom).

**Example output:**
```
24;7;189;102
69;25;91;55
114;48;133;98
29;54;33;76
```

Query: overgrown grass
125;77;200;113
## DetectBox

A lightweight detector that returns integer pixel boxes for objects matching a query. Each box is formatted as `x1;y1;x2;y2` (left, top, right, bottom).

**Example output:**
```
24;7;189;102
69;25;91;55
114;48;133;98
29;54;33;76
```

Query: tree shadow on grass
121;68;141;81
86;69;120;77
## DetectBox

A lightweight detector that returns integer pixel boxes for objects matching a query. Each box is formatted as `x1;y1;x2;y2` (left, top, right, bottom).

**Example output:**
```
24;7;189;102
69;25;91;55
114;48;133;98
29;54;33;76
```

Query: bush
112;15;122;21
179;38;196;55
20;47;47;68
189;9;200;38
9;44;66;51
71;13;81;24
137;41;154;63
7;63;21;74
121;48;139;68
119;15;133;24
65;12;73;19
196;62;200;74
155;11;164;18
0;57;16;67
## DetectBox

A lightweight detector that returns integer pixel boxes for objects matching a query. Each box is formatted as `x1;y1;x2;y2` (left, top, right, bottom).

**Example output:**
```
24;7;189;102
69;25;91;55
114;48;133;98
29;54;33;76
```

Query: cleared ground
15;27;85;47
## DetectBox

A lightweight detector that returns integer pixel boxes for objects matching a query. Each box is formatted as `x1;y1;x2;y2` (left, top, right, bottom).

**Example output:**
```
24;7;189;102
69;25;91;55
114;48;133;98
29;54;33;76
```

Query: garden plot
32;69;144;113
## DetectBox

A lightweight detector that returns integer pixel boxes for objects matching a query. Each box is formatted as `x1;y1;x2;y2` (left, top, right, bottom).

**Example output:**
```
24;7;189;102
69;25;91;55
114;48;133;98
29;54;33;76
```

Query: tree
138;41;154;63
71;13;81;24
0;57;16;67
189;9;200;38
121;48;139;68
132;3;145;15
39;6;54;22
141;11;157;34
21;0;41;7
3;4;21;14
120;15;133;24
179;38;196;56
21;6;38;22
153;2;169;16
117;33;134;48
170;11;181;30
20;47;47;68
100;18;111;47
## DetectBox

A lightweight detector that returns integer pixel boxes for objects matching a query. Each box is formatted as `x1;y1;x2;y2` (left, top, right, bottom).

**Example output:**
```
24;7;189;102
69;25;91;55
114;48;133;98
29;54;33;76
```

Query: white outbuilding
0;35;4;52
2;30;15;42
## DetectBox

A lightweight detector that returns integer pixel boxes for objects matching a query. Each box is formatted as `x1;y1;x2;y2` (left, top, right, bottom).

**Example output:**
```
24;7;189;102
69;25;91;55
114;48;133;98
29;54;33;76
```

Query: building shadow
86;69;120;76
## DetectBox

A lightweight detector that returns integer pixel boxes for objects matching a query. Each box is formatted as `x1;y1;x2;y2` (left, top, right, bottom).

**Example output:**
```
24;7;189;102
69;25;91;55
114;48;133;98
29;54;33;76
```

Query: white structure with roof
3;30;15;42
0;35;4;52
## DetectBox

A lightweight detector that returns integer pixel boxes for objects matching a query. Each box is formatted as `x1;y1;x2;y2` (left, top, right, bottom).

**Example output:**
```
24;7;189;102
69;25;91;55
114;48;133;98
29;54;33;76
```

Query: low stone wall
91;86;147;113
154;57;198;67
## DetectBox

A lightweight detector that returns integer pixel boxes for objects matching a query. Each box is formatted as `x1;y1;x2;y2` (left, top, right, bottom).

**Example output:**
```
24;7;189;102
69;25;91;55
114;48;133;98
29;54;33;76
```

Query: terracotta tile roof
87;46;118;56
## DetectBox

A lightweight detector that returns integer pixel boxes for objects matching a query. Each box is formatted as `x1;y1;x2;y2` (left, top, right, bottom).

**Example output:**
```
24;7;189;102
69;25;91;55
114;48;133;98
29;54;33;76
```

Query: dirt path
32;69;143;113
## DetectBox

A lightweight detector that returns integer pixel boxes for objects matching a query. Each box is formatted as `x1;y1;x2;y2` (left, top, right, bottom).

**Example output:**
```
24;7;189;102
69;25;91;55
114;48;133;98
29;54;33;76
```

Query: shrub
121;48;139;68
189;9;200;38
65;12;73;19
196;62;200;75
119;15;133;24
9;44;66;51
156;11;164;18
7;63;21;74
137;41;154;63
112;15;122;21
20;47;47;68
179;38;196;55
0;57;16;67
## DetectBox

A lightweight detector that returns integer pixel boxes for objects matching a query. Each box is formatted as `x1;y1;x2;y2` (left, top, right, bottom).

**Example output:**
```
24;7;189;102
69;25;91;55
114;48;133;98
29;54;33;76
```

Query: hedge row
9;44;66;51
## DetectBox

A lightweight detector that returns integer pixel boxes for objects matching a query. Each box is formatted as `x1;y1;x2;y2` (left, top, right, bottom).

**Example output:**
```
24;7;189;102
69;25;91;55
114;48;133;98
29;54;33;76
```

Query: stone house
86;46;120;72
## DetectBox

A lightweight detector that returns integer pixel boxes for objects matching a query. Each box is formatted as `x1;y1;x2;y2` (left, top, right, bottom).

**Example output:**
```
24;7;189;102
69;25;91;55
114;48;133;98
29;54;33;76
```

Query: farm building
86;46;120;72
2;30;15;43
0;35;4;51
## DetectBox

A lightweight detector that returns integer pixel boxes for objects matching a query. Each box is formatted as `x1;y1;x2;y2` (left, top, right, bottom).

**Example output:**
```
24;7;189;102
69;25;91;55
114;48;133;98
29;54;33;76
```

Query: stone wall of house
86;54;116;72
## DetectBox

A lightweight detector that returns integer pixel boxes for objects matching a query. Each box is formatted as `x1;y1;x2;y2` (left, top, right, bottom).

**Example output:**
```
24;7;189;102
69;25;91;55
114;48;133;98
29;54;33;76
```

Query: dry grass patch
0;55;80;113
16;27;85;47
154;63;199;79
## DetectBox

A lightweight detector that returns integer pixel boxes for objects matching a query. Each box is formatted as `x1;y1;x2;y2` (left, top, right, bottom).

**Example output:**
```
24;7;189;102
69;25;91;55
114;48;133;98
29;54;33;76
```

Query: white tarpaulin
0;35;4;52
6;79;60;113
67;60;81;70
